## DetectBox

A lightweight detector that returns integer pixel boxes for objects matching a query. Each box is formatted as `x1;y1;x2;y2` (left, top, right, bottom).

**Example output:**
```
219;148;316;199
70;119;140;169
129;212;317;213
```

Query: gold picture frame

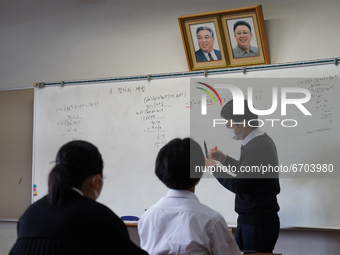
178;15;227;71
178;5;270;71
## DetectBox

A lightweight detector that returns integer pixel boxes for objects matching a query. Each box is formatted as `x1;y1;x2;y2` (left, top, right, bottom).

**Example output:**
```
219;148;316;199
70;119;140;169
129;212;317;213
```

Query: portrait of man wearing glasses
194;25;222;62
230;19;259;58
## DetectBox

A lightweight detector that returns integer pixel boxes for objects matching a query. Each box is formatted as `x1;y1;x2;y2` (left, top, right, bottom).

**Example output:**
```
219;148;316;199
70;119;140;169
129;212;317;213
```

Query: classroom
1;0;340;254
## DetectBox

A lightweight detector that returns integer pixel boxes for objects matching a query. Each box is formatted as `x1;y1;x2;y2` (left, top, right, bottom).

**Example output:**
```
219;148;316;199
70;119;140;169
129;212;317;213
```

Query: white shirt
203;50;218;61
71;187;84;196
138;189;241;255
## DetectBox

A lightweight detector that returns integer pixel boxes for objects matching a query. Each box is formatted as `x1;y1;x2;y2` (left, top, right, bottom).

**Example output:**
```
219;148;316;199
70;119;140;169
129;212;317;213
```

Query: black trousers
235;221;280;253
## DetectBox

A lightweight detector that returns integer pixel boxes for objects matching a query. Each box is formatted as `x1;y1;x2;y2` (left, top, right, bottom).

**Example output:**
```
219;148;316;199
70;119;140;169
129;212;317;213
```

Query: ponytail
47;140;103;205
48;164;72;205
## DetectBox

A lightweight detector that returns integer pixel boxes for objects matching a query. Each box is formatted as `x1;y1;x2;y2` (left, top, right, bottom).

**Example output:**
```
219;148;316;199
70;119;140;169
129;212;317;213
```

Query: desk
125;222;237;235
125;222;140;246
125;222;138;227
250;253;282;255
124;223;282;255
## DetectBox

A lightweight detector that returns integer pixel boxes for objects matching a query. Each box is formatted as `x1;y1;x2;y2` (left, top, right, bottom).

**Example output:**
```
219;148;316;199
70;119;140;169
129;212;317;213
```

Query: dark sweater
10;191;148;255
214;133;280;225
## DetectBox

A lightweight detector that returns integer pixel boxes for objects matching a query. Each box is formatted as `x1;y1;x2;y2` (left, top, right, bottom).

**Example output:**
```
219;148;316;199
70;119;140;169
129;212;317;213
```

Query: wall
0;0;339;254
1;0;340;90
0;89;33;219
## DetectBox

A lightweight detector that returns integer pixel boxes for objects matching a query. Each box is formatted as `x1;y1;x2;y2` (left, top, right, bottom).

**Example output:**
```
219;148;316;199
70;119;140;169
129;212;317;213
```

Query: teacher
206;99;280;253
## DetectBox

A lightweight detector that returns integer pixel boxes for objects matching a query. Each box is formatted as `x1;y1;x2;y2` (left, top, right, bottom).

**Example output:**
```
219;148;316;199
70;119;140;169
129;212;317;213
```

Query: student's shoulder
84;197;117;215
197;204;230;232
139;197;166;218
23;195;50;212
195;202;225;221
64;193;120;221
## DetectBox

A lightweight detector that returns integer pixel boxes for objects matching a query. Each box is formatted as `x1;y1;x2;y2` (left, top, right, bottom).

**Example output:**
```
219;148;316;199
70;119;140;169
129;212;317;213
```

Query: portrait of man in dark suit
194;26;221;62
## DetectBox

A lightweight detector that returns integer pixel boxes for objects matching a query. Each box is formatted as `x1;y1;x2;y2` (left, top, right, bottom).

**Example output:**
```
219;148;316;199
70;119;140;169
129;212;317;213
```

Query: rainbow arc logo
196;82;222;115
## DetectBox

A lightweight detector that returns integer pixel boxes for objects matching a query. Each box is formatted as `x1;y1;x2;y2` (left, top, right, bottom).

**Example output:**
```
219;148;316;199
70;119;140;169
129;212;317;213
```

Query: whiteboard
33;77;190;217
33;63;340;229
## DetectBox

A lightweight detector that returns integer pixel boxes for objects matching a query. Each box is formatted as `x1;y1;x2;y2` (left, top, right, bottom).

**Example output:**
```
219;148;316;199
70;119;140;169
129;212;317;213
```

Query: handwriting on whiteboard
138;92;187;148
300;75;338;135
55;101;100;141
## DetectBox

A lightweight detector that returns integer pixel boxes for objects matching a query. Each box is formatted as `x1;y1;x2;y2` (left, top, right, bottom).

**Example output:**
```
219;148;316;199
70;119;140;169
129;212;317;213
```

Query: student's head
220;99;259;129
155;138;204;190
196;26;215;53
48;140;104;205
233;20;253;51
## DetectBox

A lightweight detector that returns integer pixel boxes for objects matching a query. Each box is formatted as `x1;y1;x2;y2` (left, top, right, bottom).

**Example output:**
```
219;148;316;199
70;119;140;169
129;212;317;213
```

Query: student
10;140;148;255
206;99;280;253
138;138;241;255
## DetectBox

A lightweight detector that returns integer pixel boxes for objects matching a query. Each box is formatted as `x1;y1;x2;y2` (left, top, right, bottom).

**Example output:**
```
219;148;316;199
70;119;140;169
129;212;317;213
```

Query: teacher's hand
209;147;226;162
205;158;217;167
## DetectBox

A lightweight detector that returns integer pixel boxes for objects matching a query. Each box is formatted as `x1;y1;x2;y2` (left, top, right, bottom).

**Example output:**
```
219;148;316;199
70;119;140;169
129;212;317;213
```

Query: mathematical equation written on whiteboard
188;91;263;108
137;91;187;148
108;85;188;148
298;75;338;135
54;101;100;141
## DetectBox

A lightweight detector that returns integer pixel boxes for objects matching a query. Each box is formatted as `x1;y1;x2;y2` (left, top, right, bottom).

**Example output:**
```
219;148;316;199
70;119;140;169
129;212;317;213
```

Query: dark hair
233;20;251;32
220;99;259;127
196;26;214;38
155;138;204;190
48;140;103;205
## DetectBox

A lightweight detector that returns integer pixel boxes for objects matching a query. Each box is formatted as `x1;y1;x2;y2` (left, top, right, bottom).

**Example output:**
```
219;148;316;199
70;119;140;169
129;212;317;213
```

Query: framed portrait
221;5;270;67
178;5;270;70
178;15;228;71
